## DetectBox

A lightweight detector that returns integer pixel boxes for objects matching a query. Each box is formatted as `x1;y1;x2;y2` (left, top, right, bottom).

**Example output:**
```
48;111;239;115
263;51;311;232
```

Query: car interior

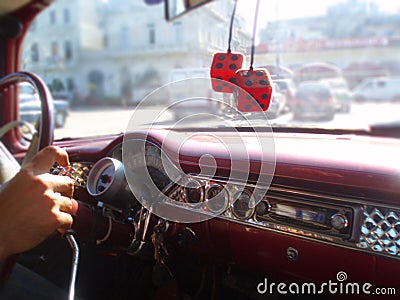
0;0;399;299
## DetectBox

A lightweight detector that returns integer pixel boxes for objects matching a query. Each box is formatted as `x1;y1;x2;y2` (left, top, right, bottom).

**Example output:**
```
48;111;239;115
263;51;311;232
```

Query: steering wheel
0;71;54;152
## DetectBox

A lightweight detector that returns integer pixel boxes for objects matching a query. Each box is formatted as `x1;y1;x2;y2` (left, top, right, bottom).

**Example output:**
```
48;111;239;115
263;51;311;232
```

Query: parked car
18;82;70;128
272;78;296;110
319;77;353;112
266;82;287;119
18;83;41;124
292;81;336;121
352;77;400;102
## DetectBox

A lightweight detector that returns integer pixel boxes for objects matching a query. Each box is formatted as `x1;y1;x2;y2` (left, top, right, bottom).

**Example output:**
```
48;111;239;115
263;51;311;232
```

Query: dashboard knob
176;227;196;248
331;213;349;230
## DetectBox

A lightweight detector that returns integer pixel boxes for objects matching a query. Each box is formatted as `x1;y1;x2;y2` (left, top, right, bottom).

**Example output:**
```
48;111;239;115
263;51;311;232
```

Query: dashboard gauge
183;179;204;206
87;157;126;203
232;189;255;220
255;199;271;219
205;184;229;214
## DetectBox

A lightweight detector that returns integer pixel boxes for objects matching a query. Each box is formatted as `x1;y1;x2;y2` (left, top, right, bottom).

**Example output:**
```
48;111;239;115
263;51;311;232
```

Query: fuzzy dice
210;52;244;93
234;68;273;112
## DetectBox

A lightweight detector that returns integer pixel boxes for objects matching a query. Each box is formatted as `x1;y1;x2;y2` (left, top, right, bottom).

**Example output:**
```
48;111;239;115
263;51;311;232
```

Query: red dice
210;52;244;93
234;68;273;112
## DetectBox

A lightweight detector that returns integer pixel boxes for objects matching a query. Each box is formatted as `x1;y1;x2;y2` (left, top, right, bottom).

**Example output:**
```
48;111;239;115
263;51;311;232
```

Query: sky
237;0;400;25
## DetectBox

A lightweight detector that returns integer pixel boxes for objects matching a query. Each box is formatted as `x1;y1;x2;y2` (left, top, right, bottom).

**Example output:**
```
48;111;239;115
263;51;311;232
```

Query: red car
0;0;399;299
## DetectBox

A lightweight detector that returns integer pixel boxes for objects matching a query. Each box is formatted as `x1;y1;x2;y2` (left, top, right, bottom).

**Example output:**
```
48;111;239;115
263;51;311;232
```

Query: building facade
22;0;251;105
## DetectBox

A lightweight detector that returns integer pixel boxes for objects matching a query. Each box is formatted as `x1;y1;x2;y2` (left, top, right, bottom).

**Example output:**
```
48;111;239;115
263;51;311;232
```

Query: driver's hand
0;146;75;261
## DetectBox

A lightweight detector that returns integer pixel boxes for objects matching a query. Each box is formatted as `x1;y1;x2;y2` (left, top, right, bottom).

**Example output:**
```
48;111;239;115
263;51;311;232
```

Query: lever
127;202;152;255
64;231;79;300
50;163;81;299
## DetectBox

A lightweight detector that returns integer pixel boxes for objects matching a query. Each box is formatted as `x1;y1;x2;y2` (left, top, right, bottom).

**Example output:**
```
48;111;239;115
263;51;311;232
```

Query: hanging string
227;0;238;53
249;0;261;70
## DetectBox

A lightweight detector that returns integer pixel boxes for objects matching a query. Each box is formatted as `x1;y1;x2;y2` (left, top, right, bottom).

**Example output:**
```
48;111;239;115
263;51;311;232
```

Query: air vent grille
358;207;400;257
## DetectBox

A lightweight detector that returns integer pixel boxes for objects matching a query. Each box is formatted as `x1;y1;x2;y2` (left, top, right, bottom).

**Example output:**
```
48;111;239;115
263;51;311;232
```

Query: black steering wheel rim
0;71;54;151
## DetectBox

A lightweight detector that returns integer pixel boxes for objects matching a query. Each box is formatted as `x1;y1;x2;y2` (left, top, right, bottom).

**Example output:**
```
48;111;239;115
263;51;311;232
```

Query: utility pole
275;0;280;68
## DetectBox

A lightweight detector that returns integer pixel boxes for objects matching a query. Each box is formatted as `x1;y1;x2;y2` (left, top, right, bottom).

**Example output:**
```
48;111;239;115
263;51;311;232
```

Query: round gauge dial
232;189;255;220
87;157;125;201
255;199;271;219
205;184;228;214
95;165;114;194
183;179;204;205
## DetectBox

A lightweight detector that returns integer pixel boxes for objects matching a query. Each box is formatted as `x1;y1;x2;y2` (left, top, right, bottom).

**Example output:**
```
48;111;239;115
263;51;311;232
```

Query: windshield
19;83;36;95
21;0;400;139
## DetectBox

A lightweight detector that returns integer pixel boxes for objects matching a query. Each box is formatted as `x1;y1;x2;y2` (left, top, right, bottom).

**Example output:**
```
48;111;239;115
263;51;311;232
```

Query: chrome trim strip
189;175;400;260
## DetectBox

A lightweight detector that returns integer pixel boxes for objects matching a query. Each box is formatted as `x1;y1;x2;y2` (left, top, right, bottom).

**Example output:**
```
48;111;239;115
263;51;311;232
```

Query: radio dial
331;213;349;230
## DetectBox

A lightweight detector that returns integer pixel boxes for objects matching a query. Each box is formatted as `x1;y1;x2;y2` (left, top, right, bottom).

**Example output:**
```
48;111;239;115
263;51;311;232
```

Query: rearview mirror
165;0;213;21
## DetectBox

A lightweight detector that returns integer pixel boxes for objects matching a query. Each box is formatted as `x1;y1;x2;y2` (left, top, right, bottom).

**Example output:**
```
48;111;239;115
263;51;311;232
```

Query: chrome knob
331;213;349;230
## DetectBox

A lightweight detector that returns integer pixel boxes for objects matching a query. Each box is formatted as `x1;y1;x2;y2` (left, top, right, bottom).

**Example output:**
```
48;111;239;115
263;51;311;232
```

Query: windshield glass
21;0;400;139
19;83;36;95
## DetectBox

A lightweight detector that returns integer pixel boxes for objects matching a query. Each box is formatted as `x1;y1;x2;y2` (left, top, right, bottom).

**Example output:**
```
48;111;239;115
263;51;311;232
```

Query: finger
30;146;70;174
55;212;73;234
71;199;79;216
54;193;74;214
40;174;75;198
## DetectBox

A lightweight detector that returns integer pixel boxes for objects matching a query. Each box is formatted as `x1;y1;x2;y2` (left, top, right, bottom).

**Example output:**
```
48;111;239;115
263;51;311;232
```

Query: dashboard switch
286;247;299;262
331;213;349;230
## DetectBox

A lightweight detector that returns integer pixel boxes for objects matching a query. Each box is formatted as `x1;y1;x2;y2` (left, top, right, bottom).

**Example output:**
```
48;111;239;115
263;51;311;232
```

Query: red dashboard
47;129;400;293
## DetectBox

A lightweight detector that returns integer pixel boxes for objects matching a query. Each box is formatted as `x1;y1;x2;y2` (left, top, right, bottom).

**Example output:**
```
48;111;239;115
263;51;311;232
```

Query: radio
255;195;361;242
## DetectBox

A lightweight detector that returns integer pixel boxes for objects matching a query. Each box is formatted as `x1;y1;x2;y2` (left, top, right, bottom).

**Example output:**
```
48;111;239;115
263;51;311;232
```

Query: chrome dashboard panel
105;139;400;260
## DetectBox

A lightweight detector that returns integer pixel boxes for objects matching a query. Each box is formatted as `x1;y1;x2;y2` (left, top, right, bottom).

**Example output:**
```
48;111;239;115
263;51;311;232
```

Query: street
54;103;400;140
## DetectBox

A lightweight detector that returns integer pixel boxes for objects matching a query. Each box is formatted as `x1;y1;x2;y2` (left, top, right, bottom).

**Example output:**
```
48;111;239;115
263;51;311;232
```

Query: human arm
0;146;75;279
